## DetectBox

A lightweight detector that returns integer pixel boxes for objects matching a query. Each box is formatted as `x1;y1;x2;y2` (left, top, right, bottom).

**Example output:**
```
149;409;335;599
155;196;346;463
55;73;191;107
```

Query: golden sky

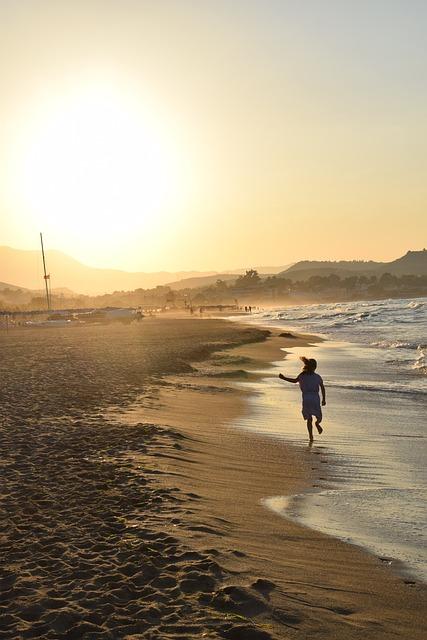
1;1;426;272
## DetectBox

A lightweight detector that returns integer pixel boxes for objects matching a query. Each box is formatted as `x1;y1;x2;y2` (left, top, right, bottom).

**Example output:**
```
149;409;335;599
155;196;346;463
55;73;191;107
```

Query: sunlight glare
14;85;190;258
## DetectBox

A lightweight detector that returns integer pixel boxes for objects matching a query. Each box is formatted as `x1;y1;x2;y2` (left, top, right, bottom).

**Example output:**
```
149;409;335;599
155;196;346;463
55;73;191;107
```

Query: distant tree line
1;270;426;312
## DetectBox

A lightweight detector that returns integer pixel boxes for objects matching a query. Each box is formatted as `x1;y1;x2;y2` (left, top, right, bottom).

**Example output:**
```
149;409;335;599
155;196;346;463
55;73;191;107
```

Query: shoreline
231;313;426;583
112;322;427;638
1;317;425;639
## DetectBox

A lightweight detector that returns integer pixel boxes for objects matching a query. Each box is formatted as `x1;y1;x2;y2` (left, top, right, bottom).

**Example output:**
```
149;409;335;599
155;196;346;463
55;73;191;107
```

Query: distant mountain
281;260;382;280
167;274;237;290
226;264;294;276
0;246;219;295
5;243;423;296
0;246;294;295
167;265;294;289
0;281;31;292
383;250;427;276
280;250;427;280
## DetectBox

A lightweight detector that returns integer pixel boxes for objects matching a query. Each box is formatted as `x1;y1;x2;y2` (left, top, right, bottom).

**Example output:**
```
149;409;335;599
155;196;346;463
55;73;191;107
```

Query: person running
279;357;326;442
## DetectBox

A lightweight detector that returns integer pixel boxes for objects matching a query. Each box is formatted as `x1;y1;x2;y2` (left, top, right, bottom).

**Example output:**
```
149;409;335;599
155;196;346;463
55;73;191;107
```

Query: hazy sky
1;0;426;272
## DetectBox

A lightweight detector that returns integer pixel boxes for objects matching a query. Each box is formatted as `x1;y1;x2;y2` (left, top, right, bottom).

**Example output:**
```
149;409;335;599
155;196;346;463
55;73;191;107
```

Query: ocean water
230;297;427;581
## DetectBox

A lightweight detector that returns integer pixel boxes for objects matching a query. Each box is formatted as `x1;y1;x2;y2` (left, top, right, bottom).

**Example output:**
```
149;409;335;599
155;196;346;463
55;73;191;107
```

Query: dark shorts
302;392;322;420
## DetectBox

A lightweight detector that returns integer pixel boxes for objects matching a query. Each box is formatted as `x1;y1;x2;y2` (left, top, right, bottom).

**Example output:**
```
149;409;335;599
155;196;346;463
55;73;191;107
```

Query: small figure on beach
279;357;326;442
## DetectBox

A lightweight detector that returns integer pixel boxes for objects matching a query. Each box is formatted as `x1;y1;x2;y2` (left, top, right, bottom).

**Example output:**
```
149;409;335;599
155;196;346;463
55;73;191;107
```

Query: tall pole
40;232;51;312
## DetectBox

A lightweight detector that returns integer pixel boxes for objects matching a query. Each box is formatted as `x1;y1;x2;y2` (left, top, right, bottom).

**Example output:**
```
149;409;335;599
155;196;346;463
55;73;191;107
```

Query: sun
13;84;190;262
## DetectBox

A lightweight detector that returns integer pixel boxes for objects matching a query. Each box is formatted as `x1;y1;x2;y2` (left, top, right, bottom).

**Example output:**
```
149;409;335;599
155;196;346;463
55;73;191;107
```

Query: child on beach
279;357;326;442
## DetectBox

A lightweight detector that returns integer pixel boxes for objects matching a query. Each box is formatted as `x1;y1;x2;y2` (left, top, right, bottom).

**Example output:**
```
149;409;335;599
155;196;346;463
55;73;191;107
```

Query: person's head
300;356;317;374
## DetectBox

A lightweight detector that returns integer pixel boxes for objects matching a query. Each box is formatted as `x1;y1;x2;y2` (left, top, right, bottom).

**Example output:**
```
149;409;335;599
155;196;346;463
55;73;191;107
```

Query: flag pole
40;232;51;312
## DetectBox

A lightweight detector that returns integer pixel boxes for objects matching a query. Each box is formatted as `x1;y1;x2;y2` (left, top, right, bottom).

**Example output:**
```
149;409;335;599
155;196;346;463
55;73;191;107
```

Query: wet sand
0;318;425;639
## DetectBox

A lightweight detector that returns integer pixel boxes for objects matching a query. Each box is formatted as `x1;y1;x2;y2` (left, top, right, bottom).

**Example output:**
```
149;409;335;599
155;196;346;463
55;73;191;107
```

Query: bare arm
320;382;326;405
279;373;299;384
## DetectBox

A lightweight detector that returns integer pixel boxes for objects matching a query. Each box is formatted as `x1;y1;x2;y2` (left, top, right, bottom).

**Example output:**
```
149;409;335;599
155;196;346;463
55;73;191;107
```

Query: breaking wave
259;296;427;384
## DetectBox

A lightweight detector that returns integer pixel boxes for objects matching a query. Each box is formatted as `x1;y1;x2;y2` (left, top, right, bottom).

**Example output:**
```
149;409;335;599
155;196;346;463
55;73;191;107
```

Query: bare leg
307;417;313;442
315;419;323;435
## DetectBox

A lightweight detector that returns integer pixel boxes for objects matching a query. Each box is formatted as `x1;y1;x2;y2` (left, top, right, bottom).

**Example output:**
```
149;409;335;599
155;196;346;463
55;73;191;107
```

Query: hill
3;244;425;296
0;246;219;295
0;246;292;295
0;281;31;292
166;265;293;290
226;264;294;276
382;250;427;276
280;250;427;280
167;274;237;290
281;260;382;280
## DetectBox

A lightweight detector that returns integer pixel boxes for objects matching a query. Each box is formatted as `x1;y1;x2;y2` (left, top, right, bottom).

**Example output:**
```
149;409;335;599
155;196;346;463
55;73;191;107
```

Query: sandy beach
1;317;425;640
